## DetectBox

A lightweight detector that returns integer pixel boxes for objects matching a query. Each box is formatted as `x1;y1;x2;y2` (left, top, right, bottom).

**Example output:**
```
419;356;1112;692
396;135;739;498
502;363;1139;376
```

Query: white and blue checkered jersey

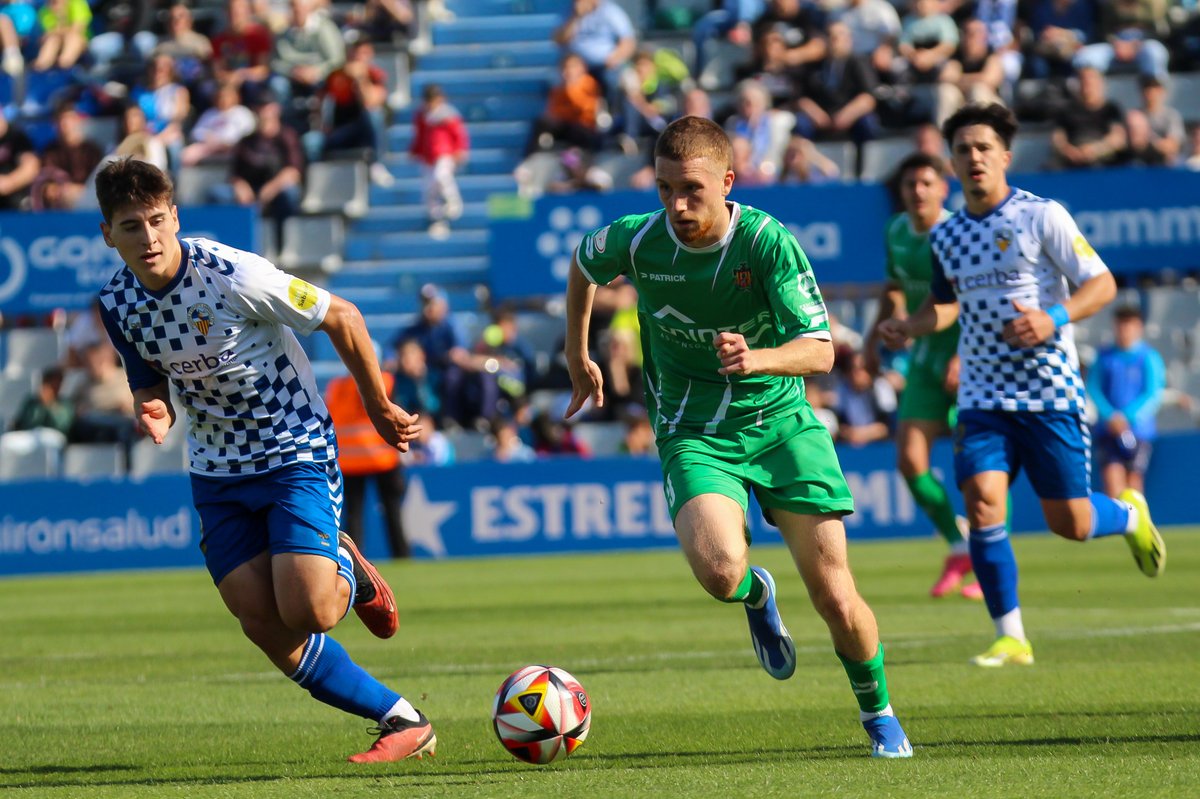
98;238;336;475
929;188;1108;413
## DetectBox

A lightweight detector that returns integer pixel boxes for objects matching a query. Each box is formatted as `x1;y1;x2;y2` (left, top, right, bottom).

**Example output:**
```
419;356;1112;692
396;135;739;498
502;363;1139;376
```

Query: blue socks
969;524;1020;620
1088;493;1131;539
289;633;401;721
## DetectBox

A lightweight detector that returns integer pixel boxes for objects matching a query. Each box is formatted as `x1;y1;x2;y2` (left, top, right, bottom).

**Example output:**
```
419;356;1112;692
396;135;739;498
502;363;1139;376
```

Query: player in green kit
864;152;981;600
564;116;912;758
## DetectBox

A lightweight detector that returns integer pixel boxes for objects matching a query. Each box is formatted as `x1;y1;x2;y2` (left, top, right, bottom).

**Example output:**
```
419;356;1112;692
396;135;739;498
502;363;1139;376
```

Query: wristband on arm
1047;304;1070;329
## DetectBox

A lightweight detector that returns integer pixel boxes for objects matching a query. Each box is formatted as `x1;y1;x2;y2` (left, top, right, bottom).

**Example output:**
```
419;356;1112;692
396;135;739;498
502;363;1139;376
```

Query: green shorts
657;403;855;525
898;359;956;425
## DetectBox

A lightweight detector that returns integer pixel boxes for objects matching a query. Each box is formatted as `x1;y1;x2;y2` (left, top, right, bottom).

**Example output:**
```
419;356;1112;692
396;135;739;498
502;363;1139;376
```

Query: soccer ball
492;665;591;764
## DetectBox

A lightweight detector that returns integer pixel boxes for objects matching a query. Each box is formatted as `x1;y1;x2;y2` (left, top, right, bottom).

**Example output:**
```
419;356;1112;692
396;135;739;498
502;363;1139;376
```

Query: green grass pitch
1;529;1197;798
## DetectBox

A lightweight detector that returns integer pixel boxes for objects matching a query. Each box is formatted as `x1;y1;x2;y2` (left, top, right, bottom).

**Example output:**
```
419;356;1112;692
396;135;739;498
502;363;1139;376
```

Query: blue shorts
1095;432;1153;475
954;408;1091;500
191;460;344;585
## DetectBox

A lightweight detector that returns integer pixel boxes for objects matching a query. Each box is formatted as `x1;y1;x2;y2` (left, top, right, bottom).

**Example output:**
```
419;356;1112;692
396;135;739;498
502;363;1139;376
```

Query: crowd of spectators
517;0;1200;188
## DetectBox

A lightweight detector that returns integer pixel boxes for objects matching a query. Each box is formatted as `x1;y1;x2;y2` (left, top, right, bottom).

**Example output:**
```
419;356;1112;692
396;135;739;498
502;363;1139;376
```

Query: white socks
994;607;1026;642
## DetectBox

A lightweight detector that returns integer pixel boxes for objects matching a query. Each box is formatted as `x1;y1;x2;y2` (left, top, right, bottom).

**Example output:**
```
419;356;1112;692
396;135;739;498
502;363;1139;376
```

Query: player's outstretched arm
133;381;175;445
715;332;834;377
564;257;605;418
879;296;959;349
319;294;421;451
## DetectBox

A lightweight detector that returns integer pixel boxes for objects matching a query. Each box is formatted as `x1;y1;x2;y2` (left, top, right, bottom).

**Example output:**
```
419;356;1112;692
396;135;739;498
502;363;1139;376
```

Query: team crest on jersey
733;262;752;290
994;227;1014;252
188;303;215;336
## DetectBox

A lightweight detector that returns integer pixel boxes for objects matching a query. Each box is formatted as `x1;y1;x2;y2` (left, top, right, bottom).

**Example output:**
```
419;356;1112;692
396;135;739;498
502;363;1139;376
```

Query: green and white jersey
576;202;830;439
884;210;959;374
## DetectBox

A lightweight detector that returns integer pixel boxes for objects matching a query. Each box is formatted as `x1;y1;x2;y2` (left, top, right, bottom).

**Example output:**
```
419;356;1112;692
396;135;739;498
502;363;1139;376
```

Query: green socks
838;644;890;714
905;471;963;545
723;567;767;607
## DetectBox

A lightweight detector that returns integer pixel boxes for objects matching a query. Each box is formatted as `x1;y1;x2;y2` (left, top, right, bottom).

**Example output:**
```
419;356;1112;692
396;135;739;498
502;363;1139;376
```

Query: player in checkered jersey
879;104;1165;668
94;158;436;763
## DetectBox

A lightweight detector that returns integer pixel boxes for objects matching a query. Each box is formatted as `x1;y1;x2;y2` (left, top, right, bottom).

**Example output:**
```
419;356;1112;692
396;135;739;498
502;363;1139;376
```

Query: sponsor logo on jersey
733;262;752;290
593;225;609;253
166;348;237;375
1072;234;1096;259
995;227;1014;252
187;303;215;336
288;278;318;310
641;272;687;282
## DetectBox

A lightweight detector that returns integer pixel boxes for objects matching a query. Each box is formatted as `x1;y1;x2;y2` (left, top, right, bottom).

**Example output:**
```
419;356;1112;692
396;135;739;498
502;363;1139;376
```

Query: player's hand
368;403;422;452
943;354;960;394
1106;413;1129;436
877;318;911;351
138;399;172;445
1003;300;1056;348
714;332;759;376
565;356;604;419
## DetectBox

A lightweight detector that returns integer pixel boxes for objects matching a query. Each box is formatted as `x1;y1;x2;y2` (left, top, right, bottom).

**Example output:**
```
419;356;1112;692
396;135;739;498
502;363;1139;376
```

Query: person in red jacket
326;369;410;558
409;83;468;239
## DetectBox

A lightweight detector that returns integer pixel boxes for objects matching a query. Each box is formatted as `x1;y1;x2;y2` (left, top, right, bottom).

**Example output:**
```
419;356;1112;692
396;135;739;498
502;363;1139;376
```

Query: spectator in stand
325;367;410;558
619;408;656;456
553;0;636;97
1121;73;1183;166
937;19;1006;126
1025;0;1097;80
492;416;536;463
618;48;688;152
32;103;103;210
793;23;881;147
778;134;840;183
973;0;1023;90
731;133;775;185
898;0;959;85
0;3;29;77
409;84;468;239
750;0;828;75
182;81;256;166
1073;0;1169;78
132;54;191;170
692;0;764;79
836;0;901;80
347;0;414;45
269;0;345;127
212;0;274;103
531;409;591;457
545;146;614;193
152;2;214;99
475;308;535;418
524;53;604;158
30;0;89;72
67;340;137;462
11;366;72;436
0;113;39;210
391;337;440;421
405;413;455;466
1185;124;1200;170
317;37;393;188
1086;305;1164;497
111;102;170;173
214;96;305;244
736;23;805;109
1050;66;1126;169
833;351;896;447
724;79;791;181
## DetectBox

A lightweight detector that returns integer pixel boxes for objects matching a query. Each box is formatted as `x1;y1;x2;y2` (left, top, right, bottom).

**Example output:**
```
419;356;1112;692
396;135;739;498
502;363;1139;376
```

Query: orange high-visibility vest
325;373;401;476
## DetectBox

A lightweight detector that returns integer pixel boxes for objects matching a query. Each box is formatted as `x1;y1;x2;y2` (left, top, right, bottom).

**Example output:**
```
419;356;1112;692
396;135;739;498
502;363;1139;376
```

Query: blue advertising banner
2;433;1197;577
488;168;1200;299
0;206;259;315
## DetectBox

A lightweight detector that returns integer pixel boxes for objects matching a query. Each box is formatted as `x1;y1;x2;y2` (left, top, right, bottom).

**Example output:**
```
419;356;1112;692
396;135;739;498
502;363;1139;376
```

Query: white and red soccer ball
492;665;591;764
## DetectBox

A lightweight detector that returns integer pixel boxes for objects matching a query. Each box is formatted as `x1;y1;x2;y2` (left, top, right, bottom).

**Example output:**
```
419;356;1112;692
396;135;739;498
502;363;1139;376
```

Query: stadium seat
517;311;565;377
303;160;369;217
858;136;916;183
0;373;35;425
0;429;65;481
2;329;64;380
62;443;124;481
1010;129;1054;175
279;214;345;273
445;428;493;462
175;163;231;206
572;420;626;457
698;39;752;91
129;437;188;479
812;141;857;182
514;151;565;199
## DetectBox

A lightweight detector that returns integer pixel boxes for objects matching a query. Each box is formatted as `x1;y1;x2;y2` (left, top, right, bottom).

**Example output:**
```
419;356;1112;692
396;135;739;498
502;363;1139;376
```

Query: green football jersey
884;210;959;372
576;203;830;438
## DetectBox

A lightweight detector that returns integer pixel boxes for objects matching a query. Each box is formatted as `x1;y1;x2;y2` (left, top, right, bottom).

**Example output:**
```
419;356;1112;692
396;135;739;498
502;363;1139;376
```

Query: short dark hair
654;115;732;172
893;151;947;183
1114;304;1143;322
941;102;1019;150
422;83;444;102
95;157;175;224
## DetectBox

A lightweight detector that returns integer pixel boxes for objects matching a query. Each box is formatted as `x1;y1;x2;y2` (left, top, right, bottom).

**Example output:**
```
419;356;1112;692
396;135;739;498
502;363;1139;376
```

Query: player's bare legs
777;509;912;757
218;553;312;672
897;419;978;599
